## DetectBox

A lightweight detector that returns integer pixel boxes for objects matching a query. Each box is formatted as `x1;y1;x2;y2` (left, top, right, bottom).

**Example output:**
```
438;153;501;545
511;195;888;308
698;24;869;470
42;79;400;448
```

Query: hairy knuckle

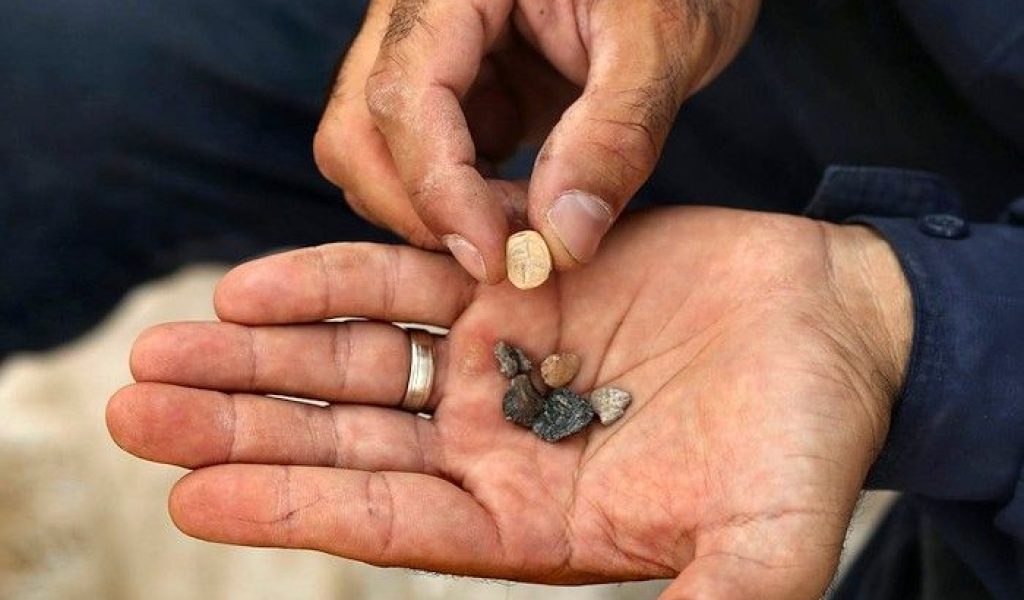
674;0;728;38
382;0;429;48
588;117;660;181
633;68;688;127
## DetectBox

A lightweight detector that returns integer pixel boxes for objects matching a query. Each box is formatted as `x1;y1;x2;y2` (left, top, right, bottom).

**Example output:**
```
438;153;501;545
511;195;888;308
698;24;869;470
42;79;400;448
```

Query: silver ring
402;329;435;412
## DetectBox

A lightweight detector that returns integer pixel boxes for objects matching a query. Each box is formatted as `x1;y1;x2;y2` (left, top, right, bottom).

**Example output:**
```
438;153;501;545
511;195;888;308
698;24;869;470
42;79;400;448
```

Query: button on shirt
918;213;970;239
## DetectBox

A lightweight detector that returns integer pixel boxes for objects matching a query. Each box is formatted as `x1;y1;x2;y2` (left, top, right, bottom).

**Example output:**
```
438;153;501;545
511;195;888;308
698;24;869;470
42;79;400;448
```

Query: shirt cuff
847;215;1024;505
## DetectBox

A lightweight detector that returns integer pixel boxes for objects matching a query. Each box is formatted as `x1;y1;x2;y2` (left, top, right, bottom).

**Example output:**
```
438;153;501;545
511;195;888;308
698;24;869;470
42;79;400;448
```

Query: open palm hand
109;207;910;599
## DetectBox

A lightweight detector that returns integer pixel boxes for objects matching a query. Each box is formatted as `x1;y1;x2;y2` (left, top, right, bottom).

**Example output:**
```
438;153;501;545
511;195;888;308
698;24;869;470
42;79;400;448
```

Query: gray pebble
532;388;595;442
494;341;532;379
502;374;544;427
589;387;633;425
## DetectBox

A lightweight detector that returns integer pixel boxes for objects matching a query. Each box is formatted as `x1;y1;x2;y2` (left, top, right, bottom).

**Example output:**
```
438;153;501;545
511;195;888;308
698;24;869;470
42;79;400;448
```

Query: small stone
540;353;581;388
502;374;545;427
528;369;551;396
494;341;532;379
506;230;552;290
532;388;595;442
589;387;632;425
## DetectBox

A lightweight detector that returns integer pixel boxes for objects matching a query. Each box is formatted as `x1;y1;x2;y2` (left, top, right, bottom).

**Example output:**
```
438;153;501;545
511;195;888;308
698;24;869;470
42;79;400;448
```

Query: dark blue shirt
846;3;1024;597
785;3;1024;597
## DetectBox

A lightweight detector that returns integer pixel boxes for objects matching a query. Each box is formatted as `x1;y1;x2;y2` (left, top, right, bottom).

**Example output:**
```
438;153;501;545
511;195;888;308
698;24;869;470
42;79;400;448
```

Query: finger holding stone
131;321;448;411
366;0;516;282
215;243;476;327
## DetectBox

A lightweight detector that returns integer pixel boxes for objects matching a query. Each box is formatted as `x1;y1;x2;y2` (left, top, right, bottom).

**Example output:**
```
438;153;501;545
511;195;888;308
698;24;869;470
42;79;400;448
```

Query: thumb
528;0;747;268
527;4;690;268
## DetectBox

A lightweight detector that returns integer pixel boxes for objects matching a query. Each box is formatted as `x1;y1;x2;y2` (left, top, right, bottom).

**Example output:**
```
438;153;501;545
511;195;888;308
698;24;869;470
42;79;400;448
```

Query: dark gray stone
494;341;532;379
502;374;544;427
532;388;595;442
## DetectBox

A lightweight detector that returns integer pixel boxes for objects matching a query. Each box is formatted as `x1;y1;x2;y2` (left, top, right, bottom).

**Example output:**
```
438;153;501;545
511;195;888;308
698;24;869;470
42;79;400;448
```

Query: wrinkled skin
315;0;761;277
108;207;911;599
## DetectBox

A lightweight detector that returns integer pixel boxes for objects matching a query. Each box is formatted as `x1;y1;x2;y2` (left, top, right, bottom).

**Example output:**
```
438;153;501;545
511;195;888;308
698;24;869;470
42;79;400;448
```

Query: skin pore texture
108;206;911;600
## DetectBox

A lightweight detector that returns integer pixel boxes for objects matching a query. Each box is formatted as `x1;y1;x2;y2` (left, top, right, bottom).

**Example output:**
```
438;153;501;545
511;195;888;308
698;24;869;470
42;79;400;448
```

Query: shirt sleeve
851;215;1024;505
806;164;1024;599
804;165;1024;531
847;210;1024;599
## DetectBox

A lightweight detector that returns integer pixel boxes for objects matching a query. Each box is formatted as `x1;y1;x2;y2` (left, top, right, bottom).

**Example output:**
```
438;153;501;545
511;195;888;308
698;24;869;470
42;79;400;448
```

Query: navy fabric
834;497;994;600
1;1;1023;598
0;0;392;356
801;167;1024;598
897;0;1024;147
640;1;1024;219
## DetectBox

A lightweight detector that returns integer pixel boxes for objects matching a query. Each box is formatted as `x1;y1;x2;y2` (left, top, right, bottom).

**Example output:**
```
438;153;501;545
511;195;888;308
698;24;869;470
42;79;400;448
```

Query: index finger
365;0;515;283
214;243;477;327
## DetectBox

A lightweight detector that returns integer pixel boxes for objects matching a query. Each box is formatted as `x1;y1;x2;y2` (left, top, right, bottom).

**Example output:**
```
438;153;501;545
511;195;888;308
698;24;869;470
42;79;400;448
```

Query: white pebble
589;387;632;425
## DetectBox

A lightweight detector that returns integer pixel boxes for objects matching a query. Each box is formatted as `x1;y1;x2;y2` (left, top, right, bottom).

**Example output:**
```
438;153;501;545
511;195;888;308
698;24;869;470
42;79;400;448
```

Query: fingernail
442;234;488;282
546;190;613;262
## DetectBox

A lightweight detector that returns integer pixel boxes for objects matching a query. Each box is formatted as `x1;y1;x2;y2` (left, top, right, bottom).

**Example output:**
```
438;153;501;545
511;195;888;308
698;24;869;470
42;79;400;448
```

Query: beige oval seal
506;230;552;290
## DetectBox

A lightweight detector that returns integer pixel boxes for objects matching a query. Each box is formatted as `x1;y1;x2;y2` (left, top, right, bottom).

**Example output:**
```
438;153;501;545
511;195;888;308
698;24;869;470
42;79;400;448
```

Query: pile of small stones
495;341;633;442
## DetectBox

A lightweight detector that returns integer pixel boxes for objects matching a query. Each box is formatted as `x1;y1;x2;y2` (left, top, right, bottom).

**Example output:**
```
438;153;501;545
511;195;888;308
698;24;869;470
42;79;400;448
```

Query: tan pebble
503;374;545;427
589;387;632;425
506;230;552;290
540;353;581;388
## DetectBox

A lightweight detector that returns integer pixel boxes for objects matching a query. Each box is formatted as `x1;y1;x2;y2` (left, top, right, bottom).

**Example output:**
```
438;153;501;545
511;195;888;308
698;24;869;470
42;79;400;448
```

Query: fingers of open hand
364;0;515;282
168;465;503;575
107;383;441;475
128;321;448;410
110;244;473;473
213;243;476;327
